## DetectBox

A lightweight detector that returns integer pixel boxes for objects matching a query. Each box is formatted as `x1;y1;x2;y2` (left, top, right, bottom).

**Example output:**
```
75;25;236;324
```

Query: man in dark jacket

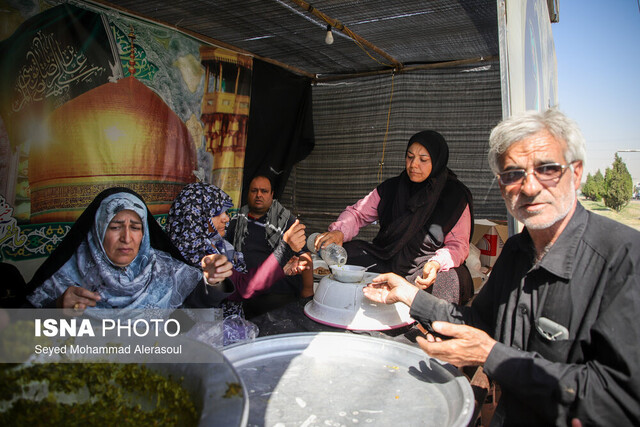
227;175;313;318
364;108;640;426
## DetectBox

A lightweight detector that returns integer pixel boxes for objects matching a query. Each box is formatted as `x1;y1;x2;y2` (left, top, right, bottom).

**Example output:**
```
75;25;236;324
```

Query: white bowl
304;273;414;331
330;264;366;283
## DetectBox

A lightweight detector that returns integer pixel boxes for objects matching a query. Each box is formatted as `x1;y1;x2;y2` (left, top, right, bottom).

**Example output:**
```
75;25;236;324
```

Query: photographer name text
34;343;183;356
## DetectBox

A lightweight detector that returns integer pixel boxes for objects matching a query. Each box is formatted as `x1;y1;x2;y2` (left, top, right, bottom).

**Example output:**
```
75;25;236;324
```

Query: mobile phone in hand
419;321;452;341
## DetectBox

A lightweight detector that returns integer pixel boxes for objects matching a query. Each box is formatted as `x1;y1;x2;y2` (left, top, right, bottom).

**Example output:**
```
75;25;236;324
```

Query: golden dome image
28;76;196;223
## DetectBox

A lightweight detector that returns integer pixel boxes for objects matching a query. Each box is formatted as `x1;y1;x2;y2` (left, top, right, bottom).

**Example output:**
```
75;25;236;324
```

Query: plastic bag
183;308;225;348
182;309;259;348
223;315;259;346
466;243;483;275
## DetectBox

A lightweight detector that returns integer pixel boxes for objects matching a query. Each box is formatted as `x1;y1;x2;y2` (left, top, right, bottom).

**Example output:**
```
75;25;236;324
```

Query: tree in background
593;170;605;199
582;173;596;200
582;170;605;201
603;154;633;212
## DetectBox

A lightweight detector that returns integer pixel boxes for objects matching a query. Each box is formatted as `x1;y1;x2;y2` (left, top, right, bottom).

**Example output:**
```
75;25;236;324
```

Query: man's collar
247;212;266;221
531;202;588;279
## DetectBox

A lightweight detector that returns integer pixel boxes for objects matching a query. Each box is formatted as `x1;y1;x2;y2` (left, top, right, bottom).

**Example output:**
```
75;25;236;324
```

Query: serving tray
223;332;474;427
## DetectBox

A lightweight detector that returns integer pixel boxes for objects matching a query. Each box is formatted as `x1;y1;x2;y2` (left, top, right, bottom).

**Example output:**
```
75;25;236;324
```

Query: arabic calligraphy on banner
0;3;244;284
13;30;106;112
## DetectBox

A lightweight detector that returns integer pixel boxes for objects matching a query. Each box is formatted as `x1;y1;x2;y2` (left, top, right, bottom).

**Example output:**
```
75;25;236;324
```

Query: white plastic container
306;232;347;266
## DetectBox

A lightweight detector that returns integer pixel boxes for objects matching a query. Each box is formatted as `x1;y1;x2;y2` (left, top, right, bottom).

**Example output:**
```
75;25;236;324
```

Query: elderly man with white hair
364;108;640;426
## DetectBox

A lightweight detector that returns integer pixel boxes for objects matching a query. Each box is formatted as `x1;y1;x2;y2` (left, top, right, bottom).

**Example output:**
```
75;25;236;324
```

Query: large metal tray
223;332;474;427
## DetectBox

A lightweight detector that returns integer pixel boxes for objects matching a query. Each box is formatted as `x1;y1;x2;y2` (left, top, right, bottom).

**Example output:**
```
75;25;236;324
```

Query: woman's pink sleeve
226;254;285;301
429;205;471;271
328;189;380;242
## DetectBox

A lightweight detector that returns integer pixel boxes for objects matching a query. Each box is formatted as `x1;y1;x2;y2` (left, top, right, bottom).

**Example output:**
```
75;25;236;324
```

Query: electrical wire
377;72;395;183
342;26;395;68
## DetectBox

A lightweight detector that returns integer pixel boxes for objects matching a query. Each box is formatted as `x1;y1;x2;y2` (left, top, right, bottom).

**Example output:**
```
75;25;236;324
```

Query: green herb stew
0;363;198;426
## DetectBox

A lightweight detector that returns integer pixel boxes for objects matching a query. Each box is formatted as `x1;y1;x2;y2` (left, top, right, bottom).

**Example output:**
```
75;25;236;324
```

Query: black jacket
409;203;640;426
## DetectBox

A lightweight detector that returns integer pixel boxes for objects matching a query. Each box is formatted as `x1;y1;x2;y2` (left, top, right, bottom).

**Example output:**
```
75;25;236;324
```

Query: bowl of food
330;264;366;283
312;258;331;280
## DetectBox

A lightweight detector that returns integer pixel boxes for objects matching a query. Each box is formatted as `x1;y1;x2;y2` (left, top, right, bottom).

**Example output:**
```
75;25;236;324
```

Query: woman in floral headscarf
26;187;233;311
166;182;307;317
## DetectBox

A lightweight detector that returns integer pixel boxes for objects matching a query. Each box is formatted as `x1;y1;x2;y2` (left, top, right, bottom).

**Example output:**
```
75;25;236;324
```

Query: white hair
488;108;586;174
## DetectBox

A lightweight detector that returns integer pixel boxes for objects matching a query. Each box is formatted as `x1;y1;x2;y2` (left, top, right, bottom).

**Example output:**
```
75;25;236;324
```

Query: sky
551;0;640;185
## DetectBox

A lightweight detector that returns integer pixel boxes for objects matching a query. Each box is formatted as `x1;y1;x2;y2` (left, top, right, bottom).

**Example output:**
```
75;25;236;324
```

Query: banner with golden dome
0;3;252;281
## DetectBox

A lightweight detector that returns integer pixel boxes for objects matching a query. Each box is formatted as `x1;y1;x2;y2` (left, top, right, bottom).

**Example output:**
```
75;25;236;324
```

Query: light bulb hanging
325;24;334;45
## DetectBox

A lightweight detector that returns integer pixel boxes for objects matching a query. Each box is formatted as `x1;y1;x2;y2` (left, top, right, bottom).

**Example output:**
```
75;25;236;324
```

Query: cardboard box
472;275;487;294
471;219;509;268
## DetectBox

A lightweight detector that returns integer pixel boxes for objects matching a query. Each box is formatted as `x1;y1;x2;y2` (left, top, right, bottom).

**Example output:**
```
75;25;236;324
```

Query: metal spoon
363;263;377;272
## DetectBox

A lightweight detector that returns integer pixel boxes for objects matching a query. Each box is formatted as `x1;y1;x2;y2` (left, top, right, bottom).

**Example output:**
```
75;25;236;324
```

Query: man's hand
283;255;311;275
57;286;101;314
283;219;306;252
299;253;314;298
201;254;233;285
415;260;440;289
283;256;300;276
416;321;497;367
314;230;344;251
298;253;312;272
362;273;419;307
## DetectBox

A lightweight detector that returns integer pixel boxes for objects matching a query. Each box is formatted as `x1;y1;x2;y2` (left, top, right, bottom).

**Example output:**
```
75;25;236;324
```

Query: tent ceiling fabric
93;0;499;78
282;62;506;236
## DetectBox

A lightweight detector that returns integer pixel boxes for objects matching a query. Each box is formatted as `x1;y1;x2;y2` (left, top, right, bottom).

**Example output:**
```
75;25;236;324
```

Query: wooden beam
314;55;499;83
287;0;403;70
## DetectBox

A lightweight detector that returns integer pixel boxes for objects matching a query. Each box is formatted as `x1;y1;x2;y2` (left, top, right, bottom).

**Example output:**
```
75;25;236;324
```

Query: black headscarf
26;187;188;295
373;131;474;267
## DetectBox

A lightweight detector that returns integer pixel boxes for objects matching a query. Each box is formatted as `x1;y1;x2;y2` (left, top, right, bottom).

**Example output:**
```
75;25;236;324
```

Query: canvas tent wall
282;62;505;241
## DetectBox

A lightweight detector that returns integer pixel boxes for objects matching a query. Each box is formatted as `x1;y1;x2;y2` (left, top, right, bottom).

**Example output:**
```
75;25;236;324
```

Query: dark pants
243;292;298;319
241;269;304;319
0;262;27;308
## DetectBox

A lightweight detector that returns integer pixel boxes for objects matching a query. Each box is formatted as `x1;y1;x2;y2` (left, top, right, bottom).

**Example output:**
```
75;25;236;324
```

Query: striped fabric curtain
282;59;506;239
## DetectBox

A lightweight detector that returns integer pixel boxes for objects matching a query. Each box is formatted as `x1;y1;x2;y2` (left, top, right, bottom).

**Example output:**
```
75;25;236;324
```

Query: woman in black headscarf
315;130;474;305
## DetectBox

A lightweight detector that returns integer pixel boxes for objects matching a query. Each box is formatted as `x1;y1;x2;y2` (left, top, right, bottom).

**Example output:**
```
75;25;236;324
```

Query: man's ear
571;161;583;190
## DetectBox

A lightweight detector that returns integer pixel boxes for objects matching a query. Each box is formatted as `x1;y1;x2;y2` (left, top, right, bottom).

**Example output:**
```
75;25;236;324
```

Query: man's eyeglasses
497;163;572;186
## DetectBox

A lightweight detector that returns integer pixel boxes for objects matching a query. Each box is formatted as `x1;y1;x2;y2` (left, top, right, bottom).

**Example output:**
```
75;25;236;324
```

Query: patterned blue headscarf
27;192;202;310
166;182;247;273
